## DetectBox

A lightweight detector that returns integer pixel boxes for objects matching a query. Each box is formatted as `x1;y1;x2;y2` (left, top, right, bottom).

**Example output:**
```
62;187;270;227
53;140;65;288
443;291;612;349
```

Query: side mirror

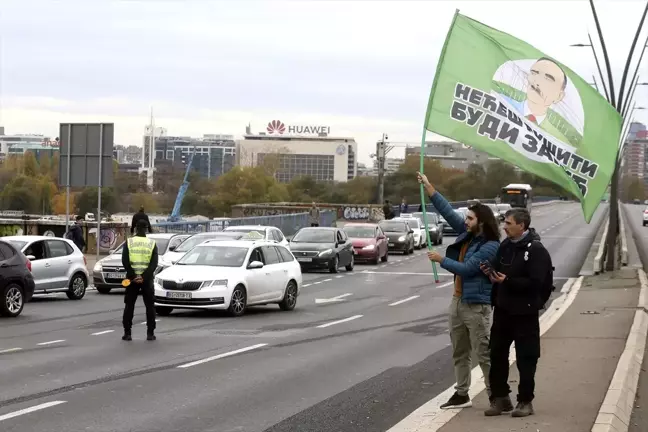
247;260;264;269
26;255;35;261
378;234;386;240
409;230;414;234
168;245;177;251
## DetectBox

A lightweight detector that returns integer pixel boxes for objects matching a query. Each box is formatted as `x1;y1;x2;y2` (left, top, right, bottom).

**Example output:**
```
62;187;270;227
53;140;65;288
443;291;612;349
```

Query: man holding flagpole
418;171;500;410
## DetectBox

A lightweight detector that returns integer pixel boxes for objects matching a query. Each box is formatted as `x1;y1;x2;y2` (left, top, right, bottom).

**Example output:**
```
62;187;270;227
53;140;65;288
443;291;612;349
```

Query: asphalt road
0;202;606;432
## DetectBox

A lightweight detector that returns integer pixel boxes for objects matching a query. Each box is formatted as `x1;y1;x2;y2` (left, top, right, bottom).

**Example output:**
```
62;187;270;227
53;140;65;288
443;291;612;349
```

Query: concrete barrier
620;202;629;266
594;215;609;274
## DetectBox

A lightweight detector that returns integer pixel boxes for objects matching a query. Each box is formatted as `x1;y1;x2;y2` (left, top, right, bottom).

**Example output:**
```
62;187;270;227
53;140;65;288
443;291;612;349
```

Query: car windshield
406;219;420;228
379;222;408;232
113;237;170;254
176;245;249;267
343;226;375;238
174;234;237;252
6;240;27;250
497;204;511;211
226;227;267;236
292;229;335;243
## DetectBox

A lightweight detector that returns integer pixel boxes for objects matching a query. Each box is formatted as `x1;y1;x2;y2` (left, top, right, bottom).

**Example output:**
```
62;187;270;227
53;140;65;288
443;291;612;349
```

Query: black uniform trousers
489;308;540;403
122;281;156;332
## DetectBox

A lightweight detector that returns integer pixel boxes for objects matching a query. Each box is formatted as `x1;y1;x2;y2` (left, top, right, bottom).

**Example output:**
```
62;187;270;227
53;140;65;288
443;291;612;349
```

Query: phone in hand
480;260;494;275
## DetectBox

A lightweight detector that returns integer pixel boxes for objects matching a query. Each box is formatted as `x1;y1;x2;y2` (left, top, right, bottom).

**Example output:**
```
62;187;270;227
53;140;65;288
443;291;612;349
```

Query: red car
342;223;389;264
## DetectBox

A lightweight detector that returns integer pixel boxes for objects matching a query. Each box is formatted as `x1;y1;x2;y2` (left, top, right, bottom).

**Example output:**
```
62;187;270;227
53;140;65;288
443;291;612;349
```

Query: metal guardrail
153;210;337;236
619;202;629;266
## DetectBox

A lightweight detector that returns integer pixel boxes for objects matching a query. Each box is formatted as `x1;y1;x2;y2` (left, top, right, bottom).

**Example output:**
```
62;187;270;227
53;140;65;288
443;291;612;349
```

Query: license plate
388;243;395;247
297;257;312;262
167;292;191;299
106;272;125;279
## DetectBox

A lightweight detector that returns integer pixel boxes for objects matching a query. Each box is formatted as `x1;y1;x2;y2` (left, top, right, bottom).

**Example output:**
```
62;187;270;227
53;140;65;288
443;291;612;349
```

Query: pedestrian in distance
131;205;153;236
399;198;409;215
417;171;500;409
481;208;553;418
309;202;320;227
121;219;159;341
65;215;86;252
382;200;395;220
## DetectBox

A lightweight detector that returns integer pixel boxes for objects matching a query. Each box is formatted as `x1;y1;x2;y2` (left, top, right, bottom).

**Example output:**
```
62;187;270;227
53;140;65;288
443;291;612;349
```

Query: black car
379;220;415;254
412;212;444;245
440;208;467;235
0;239;35;317
289;227;354;273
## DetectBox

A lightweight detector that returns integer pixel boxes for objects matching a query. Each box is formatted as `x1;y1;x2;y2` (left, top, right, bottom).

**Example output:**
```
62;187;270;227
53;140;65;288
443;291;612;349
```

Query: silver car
92;233;189;294
3;235;89;300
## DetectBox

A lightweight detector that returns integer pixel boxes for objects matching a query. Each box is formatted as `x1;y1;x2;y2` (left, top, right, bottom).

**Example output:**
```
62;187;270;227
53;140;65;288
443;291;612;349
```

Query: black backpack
528;240;555;305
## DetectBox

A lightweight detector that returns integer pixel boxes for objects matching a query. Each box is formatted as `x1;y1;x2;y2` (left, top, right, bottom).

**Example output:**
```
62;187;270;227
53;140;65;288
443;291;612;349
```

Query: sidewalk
435;270;641;432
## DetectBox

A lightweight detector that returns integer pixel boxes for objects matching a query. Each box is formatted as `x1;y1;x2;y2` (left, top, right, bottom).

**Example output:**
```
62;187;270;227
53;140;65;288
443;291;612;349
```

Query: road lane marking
0;348;22;354
37;340;65;346
316;315;363;328
303;283;312;287
315;293;353;304
0;401;67;422
361;270;453;277
323;278;332;282
91;330;115;335
389;295;420;306
335;275;344;279
177;344;268;368
139;319;161;325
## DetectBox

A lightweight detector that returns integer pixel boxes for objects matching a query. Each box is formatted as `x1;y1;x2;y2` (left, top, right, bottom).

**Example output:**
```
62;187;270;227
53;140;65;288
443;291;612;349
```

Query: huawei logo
267;120;286;134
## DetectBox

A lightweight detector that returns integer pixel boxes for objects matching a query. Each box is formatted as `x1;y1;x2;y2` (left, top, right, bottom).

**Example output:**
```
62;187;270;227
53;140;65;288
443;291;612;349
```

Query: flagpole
418;9;461;283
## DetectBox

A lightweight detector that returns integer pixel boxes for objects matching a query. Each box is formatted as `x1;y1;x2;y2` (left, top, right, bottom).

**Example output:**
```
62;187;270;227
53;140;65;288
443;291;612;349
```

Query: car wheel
279;280;298;311
381;251;388;262
1;284;24;317
155;306;173;316
345;254;354;271
96;286;112;294
644;221;647;227
329;255;339;273
228;285;247;317
66;273;87;300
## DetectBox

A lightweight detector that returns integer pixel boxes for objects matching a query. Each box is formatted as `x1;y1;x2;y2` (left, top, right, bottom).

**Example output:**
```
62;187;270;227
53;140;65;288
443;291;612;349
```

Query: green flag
425;11;622;222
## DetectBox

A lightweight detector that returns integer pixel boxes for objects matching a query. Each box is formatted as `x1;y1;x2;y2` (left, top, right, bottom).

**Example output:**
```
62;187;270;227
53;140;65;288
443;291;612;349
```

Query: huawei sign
267;120;286;134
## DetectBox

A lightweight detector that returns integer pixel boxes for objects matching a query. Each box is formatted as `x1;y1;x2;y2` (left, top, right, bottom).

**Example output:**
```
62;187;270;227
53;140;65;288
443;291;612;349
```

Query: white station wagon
154;240;302;317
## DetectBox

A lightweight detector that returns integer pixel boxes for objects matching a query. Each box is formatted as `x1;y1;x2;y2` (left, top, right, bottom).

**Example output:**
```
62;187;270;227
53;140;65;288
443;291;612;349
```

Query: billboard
58;123;114;188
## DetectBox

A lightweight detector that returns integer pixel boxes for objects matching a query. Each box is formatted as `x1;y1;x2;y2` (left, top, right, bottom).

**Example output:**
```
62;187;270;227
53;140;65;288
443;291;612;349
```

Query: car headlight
362;244;375;250
201;279;228;288
154;277;161;286
93;262;102;272
318;249;333;256
398;236;406;242
429;227;437;232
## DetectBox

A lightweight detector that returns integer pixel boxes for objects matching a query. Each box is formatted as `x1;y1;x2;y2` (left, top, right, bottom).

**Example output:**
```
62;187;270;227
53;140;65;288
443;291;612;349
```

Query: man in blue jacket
418;172;500;409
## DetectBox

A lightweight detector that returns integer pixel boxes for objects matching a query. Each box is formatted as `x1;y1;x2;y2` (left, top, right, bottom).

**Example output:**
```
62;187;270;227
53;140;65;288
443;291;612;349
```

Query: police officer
122;219;159;341
130;206;153;236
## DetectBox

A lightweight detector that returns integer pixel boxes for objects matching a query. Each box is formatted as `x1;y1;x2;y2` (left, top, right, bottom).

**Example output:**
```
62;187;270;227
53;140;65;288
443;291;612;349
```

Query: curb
591;269;648;432
595;215;610;274
620;203;629;266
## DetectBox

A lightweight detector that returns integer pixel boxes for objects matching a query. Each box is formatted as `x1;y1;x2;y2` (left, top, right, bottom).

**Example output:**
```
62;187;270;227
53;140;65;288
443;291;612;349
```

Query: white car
223;225;290;247
393;215;425;249
3;235;89;300
158;231;245;271
154;240;302;316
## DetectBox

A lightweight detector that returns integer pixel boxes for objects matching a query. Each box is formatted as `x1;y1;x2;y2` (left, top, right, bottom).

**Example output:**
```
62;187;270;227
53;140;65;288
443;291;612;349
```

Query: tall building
237;121;357;183
622;122;648;186
405;141;494;170
0;131;59;161
154;134;236;179
371;157;403;175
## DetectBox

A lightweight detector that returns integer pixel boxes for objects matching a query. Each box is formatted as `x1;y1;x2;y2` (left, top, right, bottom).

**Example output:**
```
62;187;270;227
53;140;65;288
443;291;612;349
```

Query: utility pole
376;133;388;204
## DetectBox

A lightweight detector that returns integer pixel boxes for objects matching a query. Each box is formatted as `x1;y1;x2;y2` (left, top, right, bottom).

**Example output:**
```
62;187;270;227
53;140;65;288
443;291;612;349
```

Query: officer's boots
147;329;156;341
122;329;132;341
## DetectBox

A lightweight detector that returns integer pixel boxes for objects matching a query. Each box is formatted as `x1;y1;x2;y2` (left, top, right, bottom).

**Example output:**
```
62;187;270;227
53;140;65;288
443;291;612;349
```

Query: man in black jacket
481;208;552;418
130;206;153;236
67;216;86;252
122;220;159;341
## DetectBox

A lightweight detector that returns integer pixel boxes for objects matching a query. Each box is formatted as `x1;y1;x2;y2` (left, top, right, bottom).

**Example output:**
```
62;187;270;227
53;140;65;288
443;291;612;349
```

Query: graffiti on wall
342;206;370;220
241;207;289;217
0;225;23;237
87;226;126;253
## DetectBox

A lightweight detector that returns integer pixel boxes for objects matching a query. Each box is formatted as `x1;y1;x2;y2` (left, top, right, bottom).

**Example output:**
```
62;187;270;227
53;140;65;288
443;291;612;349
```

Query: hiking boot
484;396;514;416
511;402;534;417
440;392;472;409
122;332;132;341
147;332;156;341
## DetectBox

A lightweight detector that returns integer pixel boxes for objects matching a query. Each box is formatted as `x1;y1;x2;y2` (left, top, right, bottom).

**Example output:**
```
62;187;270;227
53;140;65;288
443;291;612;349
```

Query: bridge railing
152;210;337;236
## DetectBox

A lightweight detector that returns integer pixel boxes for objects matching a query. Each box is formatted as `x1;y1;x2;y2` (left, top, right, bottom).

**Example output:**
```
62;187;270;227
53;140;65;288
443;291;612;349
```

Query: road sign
58;123;114;188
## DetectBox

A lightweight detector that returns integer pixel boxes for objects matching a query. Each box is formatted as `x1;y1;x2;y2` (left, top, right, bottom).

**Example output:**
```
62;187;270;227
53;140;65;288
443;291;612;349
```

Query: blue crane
167;145;198;222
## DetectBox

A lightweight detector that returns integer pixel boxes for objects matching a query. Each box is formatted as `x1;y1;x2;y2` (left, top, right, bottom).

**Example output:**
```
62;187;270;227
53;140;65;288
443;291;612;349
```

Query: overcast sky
1;0;648;164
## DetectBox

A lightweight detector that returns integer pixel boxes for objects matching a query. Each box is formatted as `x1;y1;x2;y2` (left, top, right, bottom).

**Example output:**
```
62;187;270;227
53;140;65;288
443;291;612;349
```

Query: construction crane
167;145;198;222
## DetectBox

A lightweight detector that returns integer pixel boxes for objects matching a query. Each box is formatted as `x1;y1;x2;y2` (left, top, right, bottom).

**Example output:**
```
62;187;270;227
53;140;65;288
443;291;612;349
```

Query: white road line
0;347;22;354
91;330;115;336
389;295;420;306
177;343;268;368
335;275;344;279
361;270;453;277
316;315;363;328
303;283;312;287
323;278;332;282
435;281;454;289
0;401;67;422
312;281;322;285
37;340;65;346
140;319;161;325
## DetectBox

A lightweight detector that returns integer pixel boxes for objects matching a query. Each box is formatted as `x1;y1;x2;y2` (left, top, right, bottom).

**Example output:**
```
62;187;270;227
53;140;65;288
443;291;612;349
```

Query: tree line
0;152;572;218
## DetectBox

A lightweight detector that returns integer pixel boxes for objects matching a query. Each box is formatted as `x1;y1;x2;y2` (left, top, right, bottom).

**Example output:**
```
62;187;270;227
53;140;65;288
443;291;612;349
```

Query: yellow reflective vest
127;236;155;275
